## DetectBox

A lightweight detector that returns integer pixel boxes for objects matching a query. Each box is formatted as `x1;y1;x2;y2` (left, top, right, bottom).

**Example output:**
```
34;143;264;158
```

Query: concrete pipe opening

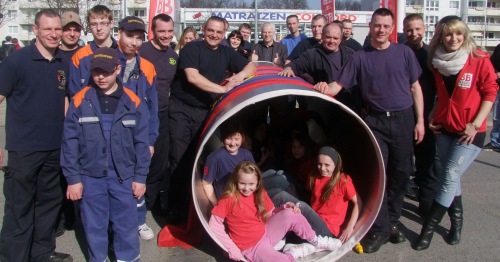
191;63;385;261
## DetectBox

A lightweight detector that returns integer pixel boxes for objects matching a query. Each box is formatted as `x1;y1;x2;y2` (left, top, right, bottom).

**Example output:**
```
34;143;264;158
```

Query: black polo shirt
0;44;67;151
95;83;123;115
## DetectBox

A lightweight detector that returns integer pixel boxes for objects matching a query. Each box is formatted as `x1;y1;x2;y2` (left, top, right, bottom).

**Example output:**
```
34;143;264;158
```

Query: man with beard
315;8;425;254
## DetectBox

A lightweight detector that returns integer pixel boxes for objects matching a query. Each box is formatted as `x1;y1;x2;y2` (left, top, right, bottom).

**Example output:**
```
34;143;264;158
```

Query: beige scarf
432;46;469;76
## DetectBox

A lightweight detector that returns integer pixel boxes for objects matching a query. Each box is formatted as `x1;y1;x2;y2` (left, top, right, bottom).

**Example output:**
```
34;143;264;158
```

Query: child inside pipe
202;120;255;207
309;146;362;242
209;161;342;261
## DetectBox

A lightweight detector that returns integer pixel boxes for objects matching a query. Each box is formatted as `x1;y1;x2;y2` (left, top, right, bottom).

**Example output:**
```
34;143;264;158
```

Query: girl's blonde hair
175;26;199;52
309;148;346;203
221;161;269;223
427;16;484;69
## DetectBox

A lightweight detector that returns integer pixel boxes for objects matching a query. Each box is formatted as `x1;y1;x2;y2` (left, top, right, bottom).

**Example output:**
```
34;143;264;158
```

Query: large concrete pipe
191;62;385;261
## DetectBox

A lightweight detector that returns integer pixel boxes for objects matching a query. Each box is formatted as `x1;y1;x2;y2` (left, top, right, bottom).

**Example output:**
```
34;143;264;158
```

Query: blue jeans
434;133;481;207
490;91;500;147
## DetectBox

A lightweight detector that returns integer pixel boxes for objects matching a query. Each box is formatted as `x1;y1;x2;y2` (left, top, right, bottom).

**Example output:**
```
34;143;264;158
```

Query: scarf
432;46;469;76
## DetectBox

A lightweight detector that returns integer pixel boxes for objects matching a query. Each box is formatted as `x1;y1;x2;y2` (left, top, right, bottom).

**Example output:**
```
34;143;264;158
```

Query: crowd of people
0;5;498;262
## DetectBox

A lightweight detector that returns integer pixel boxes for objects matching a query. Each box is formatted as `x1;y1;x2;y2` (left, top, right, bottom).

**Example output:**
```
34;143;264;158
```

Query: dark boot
447;195;463;245
412;202;447;251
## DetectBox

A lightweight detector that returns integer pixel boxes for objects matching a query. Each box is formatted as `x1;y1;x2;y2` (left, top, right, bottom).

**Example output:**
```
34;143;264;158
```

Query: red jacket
433;51;498;133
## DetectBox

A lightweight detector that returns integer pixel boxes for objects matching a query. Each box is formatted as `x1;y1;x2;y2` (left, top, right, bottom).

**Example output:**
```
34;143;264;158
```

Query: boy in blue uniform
61;47;150;262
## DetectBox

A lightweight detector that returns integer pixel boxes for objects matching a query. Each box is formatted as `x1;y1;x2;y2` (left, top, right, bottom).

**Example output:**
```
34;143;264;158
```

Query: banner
321;0;335;22
380;0;398;42
148;0;176;40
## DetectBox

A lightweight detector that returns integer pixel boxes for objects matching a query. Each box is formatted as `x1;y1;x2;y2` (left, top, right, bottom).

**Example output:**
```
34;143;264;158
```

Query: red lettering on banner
334;14;357;22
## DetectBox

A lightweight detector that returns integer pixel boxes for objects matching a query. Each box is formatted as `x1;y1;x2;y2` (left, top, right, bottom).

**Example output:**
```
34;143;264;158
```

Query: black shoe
360;233;389;253
390;225;406;244
482;142;500;152
44;252;73;262
55;221;66;238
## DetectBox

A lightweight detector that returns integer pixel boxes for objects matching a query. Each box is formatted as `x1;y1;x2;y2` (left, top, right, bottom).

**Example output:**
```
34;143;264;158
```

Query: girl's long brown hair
309;152;346;203
221;161;269;223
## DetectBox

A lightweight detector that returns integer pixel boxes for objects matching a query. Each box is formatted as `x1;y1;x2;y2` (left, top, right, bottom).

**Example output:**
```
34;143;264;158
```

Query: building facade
1;0;499;50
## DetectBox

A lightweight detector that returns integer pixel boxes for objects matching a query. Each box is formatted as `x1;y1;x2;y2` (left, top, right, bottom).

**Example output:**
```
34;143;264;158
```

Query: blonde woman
413;16;498;251
175;26;198;53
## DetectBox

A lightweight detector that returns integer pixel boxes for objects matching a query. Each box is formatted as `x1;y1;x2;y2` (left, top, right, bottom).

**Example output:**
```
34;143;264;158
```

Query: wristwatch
471;122;480;130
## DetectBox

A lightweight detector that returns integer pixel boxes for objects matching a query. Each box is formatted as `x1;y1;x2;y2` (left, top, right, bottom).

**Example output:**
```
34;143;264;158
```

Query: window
468;1;484;8
468;16;484;23
8;26;19;34
424;31;434;43
7;10;18;18
425;15;439;25
425;0;439;11
450;1;459;8
133;9;146;18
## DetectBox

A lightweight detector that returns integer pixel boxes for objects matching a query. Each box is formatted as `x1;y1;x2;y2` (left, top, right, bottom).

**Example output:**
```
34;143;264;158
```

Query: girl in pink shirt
209;161;341;261
310;146;362;243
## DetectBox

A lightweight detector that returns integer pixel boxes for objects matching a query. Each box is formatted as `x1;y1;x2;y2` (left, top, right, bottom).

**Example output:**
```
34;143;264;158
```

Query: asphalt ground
1;102;499;262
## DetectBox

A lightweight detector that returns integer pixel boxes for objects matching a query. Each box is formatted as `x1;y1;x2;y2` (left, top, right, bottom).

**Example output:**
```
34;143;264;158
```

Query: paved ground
1;102;499;261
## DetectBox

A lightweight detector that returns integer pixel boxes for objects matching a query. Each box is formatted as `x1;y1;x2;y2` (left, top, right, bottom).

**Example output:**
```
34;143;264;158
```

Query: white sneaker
312;235;342;252
138;223;155;240
274;238;286;251
283;243;315;259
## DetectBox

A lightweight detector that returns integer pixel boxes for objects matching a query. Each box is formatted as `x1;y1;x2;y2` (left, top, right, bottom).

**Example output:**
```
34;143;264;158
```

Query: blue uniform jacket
69;39;159;146
118;48;159;146
61;85;151;185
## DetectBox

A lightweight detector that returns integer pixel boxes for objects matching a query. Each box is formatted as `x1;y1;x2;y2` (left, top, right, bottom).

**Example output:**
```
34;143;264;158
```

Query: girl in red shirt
209;161;341;261
310;146;362;243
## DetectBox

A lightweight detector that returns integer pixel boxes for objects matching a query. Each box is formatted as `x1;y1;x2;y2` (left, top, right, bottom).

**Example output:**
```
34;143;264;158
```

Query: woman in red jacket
413;16;498;251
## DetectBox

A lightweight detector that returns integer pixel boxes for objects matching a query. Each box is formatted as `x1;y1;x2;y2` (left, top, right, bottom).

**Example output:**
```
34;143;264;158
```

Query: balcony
486;8;500;16
468;7;487;16
405;5;424;13
19;1;48;9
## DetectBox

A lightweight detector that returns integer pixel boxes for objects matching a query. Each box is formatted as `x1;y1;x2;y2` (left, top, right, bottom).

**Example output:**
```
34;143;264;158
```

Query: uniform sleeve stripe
123;87;141;108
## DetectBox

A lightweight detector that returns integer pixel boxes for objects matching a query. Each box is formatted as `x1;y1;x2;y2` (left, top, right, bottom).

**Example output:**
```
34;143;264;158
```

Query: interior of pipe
191;86;385;261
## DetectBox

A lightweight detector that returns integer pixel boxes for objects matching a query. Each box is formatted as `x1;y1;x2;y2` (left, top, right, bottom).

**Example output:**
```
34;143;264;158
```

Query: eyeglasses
89;21;111;28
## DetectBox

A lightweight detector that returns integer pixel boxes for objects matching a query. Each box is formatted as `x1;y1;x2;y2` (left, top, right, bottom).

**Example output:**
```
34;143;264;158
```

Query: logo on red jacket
458;73;473;89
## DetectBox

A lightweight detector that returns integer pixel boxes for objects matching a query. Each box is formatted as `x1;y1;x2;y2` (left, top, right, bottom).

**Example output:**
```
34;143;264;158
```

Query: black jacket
289;45;355;84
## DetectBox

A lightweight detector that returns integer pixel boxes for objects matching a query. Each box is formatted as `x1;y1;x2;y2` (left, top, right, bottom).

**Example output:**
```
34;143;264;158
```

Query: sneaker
138;223;155;240
274;238;286;251
283;243;315;259
483;142;500;152
312;235;342;252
